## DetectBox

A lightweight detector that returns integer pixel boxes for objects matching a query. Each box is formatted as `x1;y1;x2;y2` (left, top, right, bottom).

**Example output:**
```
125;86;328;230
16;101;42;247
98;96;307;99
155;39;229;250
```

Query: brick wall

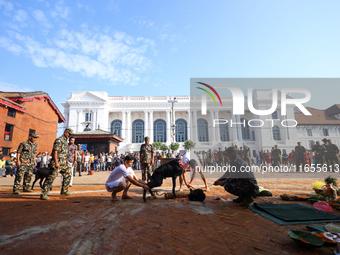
0;98;60;156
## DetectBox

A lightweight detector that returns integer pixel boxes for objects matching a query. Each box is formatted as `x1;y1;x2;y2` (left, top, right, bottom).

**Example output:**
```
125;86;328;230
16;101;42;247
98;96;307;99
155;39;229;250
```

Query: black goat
143;159;184;202
32;167;53;190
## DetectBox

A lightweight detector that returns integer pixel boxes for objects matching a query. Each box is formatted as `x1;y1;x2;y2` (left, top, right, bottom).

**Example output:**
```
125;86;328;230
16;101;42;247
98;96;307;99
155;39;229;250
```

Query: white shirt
42;156;48;164
182;153;190;165
105;164;135;184
84;155;90;162
107;155;112;162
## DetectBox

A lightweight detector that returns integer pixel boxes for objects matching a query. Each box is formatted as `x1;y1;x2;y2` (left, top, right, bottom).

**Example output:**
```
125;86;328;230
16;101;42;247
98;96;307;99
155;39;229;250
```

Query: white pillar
166;110;171;144
172;110;176;143
210;110;215;143
77;110;81;132
127;111;131;143
144;111;149;138
193;110;198;142
236;115;244;144
232;114;238;143
149;111;154;143
122;111;126;140
215;110;220;142
187;111;191;141
93;110;97;130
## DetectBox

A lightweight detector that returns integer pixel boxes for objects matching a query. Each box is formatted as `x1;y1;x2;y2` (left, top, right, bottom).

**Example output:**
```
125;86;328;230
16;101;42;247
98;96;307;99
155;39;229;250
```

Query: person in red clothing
265;150;271;167
288;150;294;166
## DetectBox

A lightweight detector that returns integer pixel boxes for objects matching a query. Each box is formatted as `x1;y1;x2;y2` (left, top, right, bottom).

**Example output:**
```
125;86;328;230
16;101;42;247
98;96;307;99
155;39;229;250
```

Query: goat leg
172;176;177;198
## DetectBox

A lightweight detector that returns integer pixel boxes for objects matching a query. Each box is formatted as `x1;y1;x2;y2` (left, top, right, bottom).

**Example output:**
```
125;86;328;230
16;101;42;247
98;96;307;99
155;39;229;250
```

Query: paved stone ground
0;170;339;255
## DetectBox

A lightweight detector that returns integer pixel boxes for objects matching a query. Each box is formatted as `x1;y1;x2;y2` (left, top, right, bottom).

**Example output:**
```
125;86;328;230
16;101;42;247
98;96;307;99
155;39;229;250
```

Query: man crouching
213;147;259;206
105;155;149;201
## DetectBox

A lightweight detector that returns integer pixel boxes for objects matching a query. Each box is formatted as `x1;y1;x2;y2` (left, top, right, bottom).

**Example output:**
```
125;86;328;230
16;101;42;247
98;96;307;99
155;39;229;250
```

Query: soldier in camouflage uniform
140;136;154;182
272;145;282;167
322;138;330;168
312;141;326;167
75;144;84;176
243;145;251;166
327;139;340;170
294;142;306;171
13;133;39;194
217;148;224;165
40;128;74;200
213;147;259;206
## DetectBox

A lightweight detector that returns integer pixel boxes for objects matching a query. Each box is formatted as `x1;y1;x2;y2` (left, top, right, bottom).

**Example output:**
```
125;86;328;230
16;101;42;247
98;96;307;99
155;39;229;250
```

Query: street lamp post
168;97;178;144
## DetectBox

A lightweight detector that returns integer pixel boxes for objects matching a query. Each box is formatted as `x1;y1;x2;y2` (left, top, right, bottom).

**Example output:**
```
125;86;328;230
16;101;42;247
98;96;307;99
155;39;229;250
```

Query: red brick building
0;91;65;155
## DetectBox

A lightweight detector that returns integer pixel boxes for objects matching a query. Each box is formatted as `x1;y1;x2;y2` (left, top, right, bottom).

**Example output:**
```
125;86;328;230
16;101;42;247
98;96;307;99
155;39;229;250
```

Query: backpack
188;189;206;201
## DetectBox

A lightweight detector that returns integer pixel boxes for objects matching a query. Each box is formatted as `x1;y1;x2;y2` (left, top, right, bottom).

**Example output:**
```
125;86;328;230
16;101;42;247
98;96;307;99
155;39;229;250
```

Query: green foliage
325;176;338;186
169;142;180;152
160;144;169;152
152;141;162;150
184;140;195;151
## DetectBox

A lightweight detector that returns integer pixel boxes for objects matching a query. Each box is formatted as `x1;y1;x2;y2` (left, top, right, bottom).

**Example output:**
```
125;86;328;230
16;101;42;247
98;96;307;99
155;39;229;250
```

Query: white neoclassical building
61;91;340;155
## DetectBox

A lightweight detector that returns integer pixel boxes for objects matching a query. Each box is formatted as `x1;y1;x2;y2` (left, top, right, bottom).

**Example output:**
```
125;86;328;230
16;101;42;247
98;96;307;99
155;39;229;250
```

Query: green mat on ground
248;203;340;226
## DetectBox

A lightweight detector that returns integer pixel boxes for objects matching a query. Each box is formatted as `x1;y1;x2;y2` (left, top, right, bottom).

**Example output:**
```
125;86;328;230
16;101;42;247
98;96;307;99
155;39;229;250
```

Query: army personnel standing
40;128;74;200
13;133;39;194
243;145;251;166
140;136;154;182
217;148;224;165
322;138;330;167
75;144;84;176
312;141;326;167
327;139;340;169
272;145;282;167
295;142;306;171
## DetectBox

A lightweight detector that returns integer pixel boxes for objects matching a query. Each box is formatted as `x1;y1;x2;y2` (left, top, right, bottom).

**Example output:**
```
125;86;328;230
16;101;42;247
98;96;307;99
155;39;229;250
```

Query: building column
122;111;126;140
77;110;81;133
144;111;149;138
193;110;198;142
187;110;191;141
209;110;215;143
149;111;154;143
232;114;238;143
172;110;176;143
93;110;97;130
215;110;220;142
166;110;171;144
236;115;244;144
127;111;131;144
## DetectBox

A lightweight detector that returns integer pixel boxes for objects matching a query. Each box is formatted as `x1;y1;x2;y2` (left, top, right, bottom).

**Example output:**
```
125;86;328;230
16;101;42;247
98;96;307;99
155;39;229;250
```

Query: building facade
62;91;340;155
0;91;65;155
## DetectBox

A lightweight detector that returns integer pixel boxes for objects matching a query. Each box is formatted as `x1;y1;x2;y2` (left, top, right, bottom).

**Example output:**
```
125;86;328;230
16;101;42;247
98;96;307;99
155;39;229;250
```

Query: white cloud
1;29;154;85
0;81;31;92
107;0;119;13
50;1;70;19
14;9;27;22
0;0;13;15
33;9;52;28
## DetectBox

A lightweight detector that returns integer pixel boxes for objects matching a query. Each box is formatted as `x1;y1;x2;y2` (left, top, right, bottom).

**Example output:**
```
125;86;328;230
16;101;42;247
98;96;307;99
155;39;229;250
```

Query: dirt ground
0;171;339;255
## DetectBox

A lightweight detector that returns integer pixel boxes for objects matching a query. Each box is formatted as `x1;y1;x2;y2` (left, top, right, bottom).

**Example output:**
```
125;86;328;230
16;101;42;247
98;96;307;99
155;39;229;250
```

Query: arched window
154;119;166;142
197;118;209;142
111;119;122;137
273;125;281;141
241;118;250;140
176;118;187;142
219;118;230;141
132;119;144;143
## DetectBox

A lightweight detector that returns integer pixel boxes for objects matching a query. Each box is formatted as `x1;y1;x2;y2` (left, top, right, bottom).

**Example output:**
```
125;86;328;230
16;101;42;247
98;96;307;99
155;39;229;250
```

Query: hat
144;136;150;140
124;155;135;161
225;147;237;154
322;138;328;142
30;133;39;138
77;144;82;147
65;128;74;135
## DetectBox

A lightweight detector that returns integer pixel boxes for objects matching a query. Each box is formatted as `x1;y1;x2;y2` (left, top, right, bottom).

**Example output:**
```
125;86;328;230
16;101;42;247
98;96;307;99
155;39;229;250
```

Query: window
323;128;329;136
197;118;209;142
28;129;36;139
7;108;16;118
240;118;250;140
4;123;14;141
132;119;144;143
1;147;10;156
219;118;230;141
272;111;278;119
176;119;187;142
154;119;167;142
111;120;122;137
309;140;315;149
85;112;92;122
273;125;281;141
307;128;313;136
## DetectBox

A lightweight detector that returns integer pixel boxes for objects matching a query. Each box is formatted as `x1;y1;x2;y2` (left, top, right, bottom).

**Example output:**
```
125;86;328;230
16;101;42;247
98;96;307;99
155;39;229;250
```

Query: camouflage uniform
313;144;326;167
294;145;306;171
272;148;282;167
328;144;340;169
13;140;37;192
140;143;154;182
219;157;259;198
217;150;224;165
76;149;83;175
323;142;330;167
243;147;251;166
41;135;70;196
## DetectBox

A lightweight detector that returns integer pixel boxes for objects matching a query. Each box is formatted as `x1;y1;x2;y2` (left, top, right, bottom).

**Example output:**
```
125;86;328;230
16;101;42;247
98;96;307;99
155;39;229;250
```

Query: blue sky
1;0;340;118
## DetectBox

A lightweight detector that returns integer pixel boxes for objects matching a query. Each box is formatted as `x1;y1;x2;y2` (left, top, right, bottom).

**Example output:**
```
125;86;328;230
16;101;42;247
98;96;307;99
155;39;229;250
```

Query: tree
160;144;169;152
152;141;162;151
184;140;195;151
169;142;180;152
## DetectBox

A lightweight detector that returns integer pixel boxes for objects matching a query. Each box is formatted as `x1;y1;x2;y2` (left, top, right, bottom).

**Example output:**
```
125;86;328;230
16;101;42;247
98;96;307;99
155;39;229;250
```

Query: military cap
30;133;39;138
65;128;74;135
144;136;150;140
322;138;328;142
77;144;82;147
225;147;237;154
